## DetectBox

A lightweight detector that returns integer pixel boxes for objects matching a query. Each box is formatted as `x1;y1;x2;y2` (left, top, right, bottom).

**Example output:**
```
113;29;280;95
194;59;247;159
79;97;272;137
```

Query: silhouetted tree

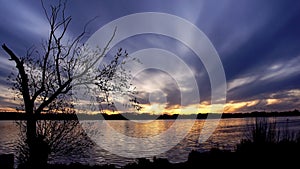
2;0;138;168
15;110;95;168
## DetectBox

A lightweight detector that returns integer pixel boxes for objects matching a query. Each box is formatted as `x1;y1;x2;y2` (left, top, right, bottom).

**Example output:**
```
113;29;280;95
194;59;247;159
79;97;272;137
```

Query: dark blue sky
0;0;299;113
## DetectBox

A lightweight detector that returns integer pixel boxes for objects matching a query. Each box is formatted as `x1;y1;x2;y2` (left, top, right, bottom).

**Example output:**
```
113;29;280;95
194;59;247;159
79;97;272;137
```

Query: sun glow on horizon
1;89;300;114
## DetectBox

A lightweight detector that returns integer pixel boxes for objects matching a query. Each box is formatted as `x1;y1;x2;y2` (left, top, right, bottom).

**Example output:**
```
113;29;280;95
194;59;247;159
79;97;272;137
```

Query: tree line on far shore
0;109;299;120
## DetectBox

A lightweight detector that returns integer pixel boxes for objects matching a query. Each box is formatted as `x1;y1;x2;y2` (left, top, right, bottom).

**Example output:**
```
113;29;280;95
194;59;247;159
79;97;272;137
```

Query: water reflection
104;120;174;138
1;117;300;167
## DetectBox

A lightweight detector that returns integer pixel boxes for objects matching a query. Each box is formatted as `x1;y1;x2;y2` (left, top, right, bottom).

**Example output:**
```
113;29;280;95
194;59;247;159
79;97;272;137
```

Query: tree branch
73;27;117;80
35;78;72;114
2;44;33;114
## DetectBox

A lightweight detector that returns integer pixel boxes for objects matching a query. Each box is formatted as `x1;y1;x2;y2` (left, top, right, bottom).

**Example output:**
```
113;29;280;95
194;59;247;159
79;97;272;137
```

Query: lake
1;116;300;167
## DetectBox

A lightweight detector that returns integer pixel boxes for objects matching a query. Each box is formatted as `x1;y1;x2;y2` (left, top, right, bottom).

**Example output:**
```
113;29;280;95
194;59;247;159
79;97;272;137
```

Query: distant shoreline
0;110;299;120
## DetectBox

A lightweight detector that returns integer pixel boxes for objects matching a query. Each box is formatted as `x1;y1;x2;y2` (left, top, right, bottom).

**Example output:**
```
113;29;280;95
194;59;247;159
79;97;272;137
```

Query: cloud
227;55;300;102
132;69;181;108
225;89;300;113
0;86;19;109
0;1;49;45
0;0;300;113
260;56;300;81
228;76;257;91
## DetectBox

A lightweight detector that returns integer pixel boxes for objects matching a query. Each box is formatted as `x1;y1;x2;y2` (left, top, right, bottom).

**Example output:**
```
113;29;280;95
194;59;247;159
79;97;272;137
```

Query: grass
237;117;300;150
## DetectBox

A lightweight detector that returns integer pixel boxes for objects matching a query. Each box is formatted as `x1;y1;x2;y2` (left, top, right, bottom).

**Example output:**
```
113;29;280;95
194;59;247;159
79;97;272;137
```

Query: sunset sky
0;0;300;114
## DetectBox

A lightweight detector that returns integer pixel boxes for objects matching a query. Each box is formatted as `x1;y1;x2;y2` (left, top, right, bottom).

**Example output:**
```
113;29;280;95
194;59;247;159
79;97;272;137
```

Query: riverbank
15;144;300;169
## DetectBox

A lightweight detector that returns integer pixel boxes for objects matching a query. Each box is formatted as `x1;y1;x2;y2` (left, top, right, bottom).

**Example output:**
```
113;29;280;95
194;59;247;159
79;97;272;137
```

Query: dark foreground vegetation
15;144;300;169
1;117;299;169
3;144;299;169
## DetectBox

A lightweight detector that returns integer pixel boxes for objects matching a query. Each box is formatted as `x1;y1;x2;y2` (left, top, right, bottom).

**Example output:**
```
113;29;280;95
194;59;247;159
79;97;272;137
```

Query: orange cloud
224;100;260;113
266;99;281;105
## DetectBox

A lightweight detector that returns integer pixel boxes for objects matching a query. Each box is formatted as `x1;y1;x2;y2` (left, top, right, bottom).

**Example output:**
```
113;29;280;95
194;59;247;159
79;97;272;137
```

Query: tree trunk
26;111;49;168
26;109;37;168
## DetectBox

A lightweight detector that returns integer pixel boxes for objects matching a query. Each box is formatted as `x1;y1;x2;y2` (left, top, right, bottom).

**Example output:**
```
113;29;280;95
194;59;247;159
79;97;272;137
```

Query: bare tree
2;0;138;167
15;117;95;167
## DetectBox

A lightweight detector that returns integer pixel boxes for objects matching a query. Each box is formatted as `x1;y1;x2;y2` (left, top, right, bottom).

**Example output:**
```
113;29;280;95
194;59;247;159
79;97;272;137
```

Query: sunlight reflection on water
1;117;300;167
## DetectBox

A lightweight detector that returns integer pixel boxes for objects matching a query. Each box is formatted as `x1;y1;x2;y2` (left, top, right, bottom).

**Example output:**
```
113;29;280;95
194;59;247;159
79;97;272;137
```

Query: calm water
1;117;300;167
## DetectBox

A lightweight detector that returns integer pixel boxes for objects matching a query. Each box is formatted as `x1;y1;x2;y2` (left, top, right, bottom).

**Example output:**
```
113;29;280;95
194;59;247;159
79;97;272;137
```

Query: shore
0;109;299;120
11;144;299;169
